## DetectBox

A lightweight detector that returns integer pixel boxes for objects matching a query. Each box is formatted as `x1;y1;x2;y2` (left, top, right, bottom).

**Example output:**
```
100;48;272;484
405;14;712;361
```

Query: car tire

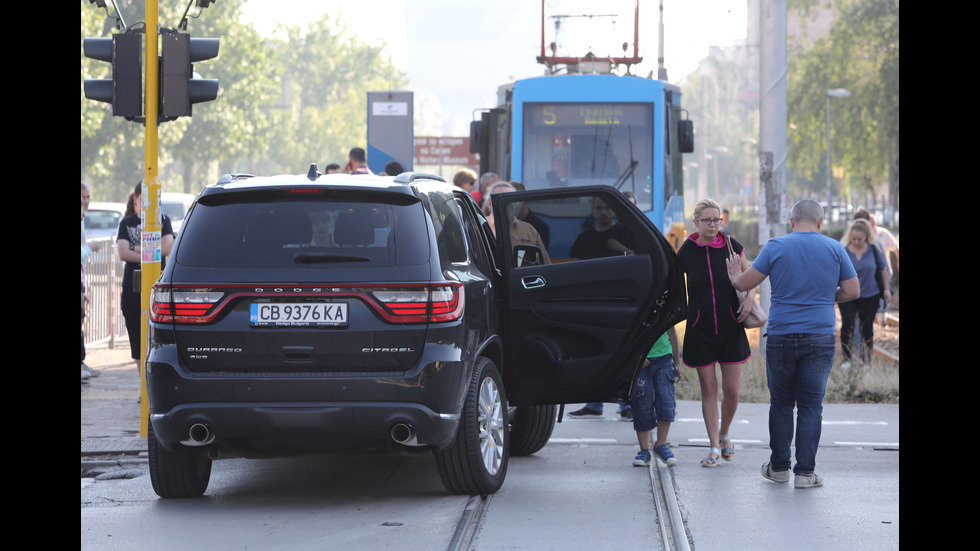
509;404;558;456
435;357;508;495
147;419;212;498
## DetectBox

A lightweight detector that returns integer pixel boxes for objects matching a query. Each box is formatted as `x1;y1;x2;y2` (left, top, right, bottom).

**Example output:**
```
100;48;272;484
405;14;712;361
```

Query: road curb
82;458;147;469
82;437;147;456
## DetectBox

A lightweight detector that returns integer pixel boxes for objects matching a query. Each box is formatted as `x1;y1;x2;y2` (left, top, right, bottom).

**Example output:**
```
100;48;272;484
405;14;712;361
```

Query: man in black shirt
567;194;635;420
570;196;633;259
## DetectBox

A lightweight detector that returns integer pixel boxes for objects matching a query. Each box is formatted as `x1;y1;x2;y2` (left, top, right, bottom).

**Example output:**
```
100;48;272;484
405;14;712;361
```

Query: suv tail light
151;283;463;325
370;283;463;323
151;285;227;324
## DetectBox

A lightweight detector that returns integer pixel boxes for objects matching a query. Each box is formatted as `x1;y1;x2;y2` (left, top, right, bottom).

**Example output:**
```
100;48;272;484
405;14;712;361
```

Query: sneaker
761;462;790;483
81;362;101;378
567;406;603;419
81;366;92;380
653;444;677;466
794;472;823;488
619;408;633;422
633;449;652;466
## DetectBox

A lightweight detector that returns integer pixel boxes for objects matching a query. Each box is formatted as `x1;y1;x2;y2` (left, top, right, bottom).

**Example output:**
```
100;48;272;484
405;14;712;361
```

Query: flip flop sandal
701;447;721;467
720;434;735;461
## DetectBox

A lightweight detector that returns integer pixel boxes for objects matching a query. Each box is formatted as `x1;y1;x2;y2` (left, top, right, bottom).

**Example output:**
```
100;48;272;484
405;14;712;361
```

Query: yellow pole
140;0;161;438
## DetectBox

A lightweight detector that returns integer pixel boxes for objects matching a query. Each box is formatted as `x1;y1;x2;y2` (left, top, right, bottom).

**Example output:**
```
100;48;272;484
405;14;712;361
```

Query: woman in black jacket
676;198;754;467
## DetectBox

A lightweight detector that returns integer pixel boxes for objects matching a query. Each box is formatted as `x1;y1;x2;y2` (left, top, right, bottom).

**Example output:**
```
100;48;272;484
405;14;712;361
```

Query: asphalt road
82;345;899;550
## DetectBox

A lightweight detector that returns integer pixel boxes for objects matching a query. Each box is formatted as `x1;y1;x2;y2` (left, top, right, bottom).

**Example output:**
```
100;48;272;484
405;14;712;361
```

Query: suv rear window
175;198;429;268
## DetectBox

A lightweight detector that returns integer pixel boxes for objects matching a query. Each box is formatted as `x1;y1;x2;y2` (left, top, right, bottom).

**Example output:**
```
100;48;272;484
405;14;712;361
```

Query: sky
240;0;748;136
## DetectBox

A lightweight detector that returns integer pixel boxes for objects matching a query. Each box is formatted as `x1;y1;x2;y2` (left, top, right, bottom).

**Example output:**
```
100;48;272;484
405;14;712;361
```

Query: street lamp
826;88;851;207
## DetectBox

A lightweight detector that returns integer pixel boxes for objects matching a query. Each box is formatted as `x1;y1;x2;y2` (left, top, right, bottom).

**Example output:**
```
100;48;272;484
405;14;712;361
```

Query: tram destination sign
526;103;651;128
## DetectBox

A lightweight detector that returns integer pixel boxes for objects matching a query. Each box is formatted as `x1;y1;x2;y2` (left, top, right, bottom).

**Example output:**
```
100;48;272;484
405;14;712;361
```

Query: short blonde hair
841;218;877;246
692;198;721;219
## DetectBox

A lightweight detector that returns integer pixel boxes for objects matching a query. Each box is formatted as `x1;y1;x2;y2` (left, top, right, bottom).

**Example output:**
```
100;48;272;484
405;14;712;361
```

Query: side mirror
514;244;544;267
469;120;485;154
678;120;694;154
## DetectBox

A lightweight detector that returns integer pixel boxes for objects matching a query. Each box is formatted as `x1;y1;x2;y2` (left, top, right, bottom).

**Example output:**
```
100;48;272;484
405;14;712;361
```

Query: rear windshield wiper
293;253;370;264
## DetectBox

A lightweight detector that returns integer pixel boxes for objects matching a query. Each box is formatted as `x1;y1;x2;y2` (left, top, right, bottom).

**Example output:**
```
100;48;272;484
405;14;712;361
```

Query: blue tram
470;73;694;257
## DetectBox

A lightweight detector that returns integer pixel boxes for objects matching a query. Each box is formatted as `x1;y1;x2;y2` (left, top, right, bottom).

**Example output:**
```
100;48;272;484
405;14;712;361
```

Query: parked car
145;169;687;498
83;202;127;241
160;192;197;235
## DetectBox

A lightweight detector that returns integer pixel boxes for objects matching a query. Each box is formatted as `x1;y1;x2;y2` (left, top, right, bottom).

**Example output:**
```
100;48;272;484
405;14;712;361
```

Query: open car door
491;186;686;406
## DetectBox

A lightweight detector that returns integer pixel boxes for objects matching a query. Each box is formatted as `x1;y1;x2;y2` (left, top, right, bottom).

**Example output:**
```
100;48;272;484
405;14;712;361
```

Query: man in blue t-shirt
727;199;858;489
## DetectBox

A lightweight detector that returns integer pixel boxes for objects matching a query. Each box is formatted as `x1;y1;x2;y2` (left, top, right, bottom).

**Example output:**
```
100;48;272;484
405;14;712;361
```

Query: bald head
790;199;824;226
487;181;516;195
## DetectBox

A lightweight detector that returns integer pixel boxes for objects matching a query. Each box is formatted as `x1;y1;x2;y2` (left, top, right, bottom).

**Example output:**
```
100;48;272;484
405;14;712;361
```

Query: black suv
146;170;686;498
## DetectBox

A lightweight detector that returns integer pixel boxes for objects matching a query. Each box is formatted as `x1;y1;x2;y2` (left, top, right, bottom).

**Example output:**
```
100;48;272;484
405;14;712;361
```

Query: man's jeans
765;333;835;475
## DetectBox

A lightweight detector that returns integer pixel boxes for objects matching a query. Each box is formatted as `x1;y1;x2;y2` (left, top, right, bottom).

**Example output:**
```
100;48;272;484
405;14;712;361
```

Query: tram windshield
521;102;655;211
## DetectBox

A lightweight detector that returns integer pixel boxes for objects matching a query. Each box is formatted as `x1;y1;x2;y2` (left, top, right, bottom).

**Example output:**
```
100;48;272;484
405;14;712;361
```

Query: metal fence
83;238;126;347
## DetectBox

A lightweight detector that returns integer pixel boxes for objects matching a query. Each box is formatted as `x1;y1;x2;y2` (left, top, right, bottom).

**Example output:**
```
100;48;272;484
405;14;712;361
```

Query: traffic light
83;33;142;118
160;32;219;119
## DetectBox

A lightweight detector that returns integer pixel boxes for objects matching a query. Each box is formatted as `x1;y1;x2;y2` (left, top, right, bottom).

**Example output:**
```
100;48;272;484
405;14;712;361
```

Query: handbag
725;236;768;329
869;243;887;299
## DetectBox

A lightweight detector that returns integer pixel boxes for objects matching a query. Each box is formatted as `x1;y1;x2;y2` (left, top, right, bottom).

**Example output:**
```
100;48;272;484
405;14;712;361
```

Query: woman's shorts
682;325;751;368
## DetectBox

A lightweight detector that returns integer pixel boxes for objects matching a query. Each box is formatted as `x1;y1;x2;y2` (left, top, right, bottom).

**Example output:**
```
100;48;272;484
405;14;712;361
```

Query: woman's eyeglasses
698;218;723;225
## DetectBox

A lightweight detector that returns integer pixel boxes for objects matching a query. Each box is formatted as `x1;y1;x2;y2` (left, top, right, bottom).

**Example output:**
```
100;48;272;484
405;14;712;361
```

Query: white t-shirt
876;227;899;276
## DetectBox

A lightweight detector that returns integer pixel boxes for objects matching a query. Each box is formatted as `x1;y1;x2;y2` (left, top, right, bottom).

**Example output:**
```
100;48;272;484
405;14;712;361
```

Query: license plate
250;302;348;327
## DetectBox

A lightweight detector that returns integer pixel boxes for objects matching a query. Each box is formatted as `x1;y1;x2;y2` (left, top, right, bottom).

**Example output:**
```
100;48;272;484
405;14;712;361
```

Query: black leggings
838;296;878;362
121;288;141;361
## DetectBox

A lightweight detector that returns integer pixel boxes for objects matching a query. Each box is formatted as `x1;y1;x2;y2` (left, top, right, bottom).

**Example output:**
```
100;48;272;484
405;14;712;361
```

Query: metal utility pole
84;0;220;437
658;0;668;80
825;88;851;206
140;0;162;437
757;0;787;350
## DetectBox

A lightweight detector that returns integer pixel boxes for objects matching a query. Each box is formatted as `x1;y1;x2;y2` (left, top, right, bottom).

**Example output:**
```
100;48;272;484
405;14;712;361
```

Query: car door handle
521;275;546;289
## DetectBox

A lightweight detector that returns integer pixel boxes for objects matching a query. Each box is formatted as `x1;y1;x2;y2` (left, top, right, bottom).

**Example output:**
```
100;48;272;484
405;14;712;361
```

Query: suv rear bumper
145;343;471;454
149;400;460;452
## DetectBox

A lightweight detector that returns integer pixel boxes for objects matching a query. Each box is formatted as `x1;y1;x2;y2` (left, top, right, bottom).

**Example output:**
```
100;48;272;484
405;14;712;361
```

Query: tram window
521;102;655;212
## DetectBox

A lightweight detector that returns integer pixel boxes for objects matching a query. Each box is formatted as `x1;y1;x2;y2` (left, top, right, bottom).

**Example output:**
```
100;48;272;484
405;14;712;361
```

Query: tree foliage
678;48;759;208
787;0;899;206
265;14;408;174
157;0;280;193
81;1;147;202
80;1;407;201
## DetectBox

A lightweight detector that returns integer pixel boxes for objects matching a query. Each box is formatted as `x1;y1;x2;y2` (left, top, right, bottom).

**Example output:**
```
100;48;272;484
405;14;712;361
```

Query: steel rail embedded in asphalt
446;494;491;551
649;459;690;551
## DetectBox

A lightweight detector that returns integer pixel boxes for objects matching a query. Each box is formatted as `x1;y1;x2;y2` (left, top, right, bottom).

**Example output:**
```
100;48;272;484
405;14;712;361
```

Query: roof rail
215;173;256;185
393;172;448;184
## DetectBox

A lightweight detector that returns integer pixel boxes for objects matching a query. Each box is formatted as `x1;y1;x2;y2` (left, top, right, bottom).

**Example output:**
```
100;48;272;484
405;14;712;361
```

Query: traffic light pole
85;1;219;438
140;0;161;438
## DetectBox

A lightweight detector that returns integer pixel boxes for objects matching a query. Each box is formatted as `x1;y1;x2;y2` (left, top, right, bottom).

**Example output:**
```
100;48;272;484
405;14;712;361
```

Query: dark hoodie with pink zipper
676;232;747;340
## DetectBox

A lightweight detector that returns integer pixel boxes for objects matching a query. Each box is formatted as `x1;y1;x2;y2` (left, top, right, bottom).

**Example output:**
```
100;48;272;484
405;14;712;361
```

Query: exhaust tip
390;423;419;446
181;422;214;446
